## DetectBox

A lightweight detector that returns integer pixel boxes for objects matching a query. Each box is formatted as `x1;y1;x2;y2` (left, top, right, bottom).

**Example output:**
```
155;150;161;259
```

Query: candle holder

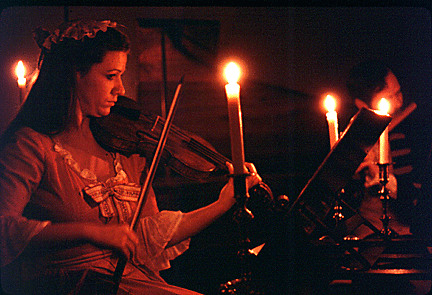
231;173;254;223
332;188;345;227
378;163;392;238
219;173;262;294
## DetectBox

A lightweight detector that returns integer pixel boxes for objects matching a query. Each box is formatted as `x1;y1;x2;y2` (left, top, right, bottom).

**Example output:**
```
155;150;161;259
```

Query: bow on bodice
82;181;141;223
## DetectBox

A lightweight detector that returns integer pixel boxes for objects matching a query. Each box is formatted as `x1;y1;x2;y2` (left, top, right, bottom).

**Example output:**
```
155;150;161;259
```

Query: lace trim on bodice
53;143;127;183
54;142;141;223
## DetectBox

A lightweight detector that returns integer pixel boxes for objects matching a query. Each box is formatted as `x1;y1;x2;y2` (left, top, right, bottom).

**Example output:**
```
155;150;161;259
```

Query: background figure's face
75;51;127;118
370;71;404;115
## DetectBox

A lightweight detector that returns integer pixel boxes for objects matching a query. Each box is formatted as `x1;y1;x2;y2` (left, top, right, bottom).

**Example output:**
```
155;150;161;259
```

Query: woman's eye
107;74;116;80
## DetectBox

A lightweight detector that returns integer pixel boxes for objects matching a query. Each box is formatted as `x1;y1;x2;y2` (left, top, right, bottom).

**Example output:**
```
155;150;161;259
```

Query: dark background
0;5;431;294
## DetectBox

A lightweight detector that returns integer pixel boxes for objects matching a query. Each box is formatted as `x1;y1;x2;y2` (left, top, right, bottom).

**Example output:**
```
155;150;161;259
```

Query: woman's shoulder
0;127;53;168
1;127;54;156
15;127;53;144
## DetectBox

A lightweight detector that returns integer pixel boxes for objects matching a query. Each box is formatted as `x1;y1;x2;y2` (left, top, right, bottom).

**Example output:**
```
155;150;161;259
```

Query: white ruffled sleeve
133;210;190;272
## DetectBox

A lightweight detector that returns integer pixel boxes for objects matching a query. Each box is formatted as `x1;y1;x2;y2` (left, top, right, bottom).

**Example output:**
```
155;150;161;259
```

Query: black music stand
287;107;392;269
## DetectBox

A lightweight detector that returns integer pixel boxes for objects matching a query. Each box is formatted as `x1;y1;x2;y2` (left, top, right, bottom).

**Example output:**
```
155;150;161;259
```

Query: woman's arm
0;129;139;261
30;222;139;259
167;162;261;247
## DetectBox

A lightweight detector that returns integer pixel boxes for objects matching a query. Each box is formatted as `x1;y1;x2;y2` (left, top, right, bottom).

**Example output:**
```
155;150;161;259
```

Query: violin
90;95;235;180
90;95;274;212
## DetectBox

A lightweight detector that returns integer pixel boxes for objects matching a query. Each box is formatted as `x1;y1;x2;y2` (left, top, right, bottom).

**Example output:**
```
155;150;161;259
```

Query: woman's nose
115;79;126;96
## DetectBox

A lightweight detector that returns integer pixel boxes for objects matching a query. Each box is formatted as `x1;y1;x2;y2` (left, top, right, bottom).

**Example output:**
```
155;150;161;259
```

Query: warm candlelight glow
224;62;245;175
378;98;390;115
324;95;336;112
224;62;241;100
378;98;390;164
324;95;339;148
224;62;241;84
15;60;26;88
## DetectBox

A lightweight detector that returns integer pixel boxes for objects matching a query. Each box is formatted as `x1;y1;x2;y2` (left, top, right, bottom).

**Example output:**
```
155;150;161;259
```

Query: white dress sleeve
133;210;190;272
0;128;51;267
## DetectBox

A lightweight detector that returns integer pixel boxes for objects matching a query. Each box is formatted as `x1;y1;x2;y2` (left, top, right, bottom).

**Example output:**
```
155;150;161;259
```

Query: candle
15;61;26;103
224;62;245;175
378;98;390;164
324;95;339;148
15;61;26;88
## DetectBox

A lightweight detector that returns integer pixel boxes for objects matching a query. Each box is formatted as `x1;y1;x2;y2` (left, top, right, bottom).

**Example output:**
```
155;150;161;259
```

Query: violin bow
111;75;185;293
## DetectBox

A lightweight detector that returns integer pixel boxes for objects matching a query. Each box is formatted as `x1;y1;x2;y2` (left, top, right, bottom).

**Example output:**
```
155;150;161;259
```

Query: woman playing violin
0;20;261;294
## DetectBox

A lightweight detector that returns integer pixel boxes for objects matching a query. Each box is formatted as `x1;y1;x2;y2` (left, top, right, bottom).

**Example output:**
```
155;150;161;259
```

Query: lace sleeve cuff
133;210;190;272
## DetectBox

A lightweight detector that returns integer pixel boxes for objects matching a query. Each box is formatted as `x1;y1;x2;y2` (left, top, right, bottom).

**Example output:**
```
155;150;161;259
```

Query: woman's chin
98;107;113;117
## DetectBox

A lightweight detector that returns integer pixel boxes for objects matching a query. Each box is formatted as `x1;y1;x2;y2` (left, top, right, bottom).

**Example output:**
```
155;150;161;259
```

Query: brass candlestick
378;163;391;238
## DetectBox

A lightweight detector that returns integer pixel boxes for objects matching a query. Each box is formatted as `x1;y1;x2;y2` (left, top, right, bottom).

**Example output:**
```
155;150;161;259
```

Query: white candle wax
17;78;26;88
324;95;339;148
378;98;391;164
225;82;245;174
326;110;338;148
379;126;390;164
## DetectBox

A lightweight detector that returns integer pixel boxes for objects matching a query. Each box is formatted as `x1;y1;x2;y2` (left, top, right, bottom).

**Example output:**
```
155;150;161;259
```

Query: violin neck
188;137;231;169
154;115;231;170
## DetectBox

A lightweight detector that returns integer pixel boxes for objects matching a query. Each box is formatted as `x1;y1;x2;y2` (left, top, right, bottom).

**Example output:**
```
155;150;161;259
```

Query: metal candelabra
219;173;263;295
378;163;392;238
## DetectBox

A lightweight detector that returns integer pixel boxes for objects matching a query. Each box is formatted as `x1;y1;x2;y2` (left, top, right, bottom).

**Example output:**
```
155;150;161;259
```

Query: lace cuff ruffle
134;211;190;272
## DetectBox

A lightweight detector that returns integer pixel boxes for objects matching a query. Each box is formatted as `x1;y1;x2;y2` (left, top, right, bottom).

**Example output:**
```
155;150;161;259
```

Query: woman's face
75;51;127;118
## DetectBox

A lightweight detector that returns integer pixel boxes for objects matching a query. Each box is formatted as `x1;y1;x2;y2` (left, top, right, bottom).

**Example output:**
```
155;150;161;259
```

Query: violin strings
156;116;231;167
187;138;230;167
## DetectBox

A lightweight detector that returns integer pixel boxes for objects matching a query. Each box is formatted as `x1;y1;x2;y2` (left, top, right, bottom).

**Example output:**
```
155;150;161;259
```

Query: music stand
287;107;391;269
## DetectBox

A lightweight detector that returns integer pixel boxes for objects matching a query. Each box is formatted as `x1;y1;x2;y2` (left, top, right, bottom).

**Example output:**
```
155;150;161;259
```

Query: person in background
347;59;423;239
0;20;261;294
346;59;431;295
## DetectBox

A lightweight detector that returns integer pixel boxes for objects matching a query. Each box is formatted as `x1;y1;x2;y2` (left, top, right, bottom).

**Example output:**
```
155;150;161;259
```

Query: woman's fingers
123;229;139;259
93;223;139;258
119;225;139;258
245;162;262;187
224;161;262;192
226;162;234;175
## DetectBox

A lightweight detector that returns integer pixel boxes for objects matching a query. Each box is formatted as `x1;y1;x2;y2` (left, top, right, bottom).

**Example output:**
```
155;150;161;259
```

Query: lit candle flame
15;60;26;88
324;95;336;112
224;62;241;84
378;98;390;115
